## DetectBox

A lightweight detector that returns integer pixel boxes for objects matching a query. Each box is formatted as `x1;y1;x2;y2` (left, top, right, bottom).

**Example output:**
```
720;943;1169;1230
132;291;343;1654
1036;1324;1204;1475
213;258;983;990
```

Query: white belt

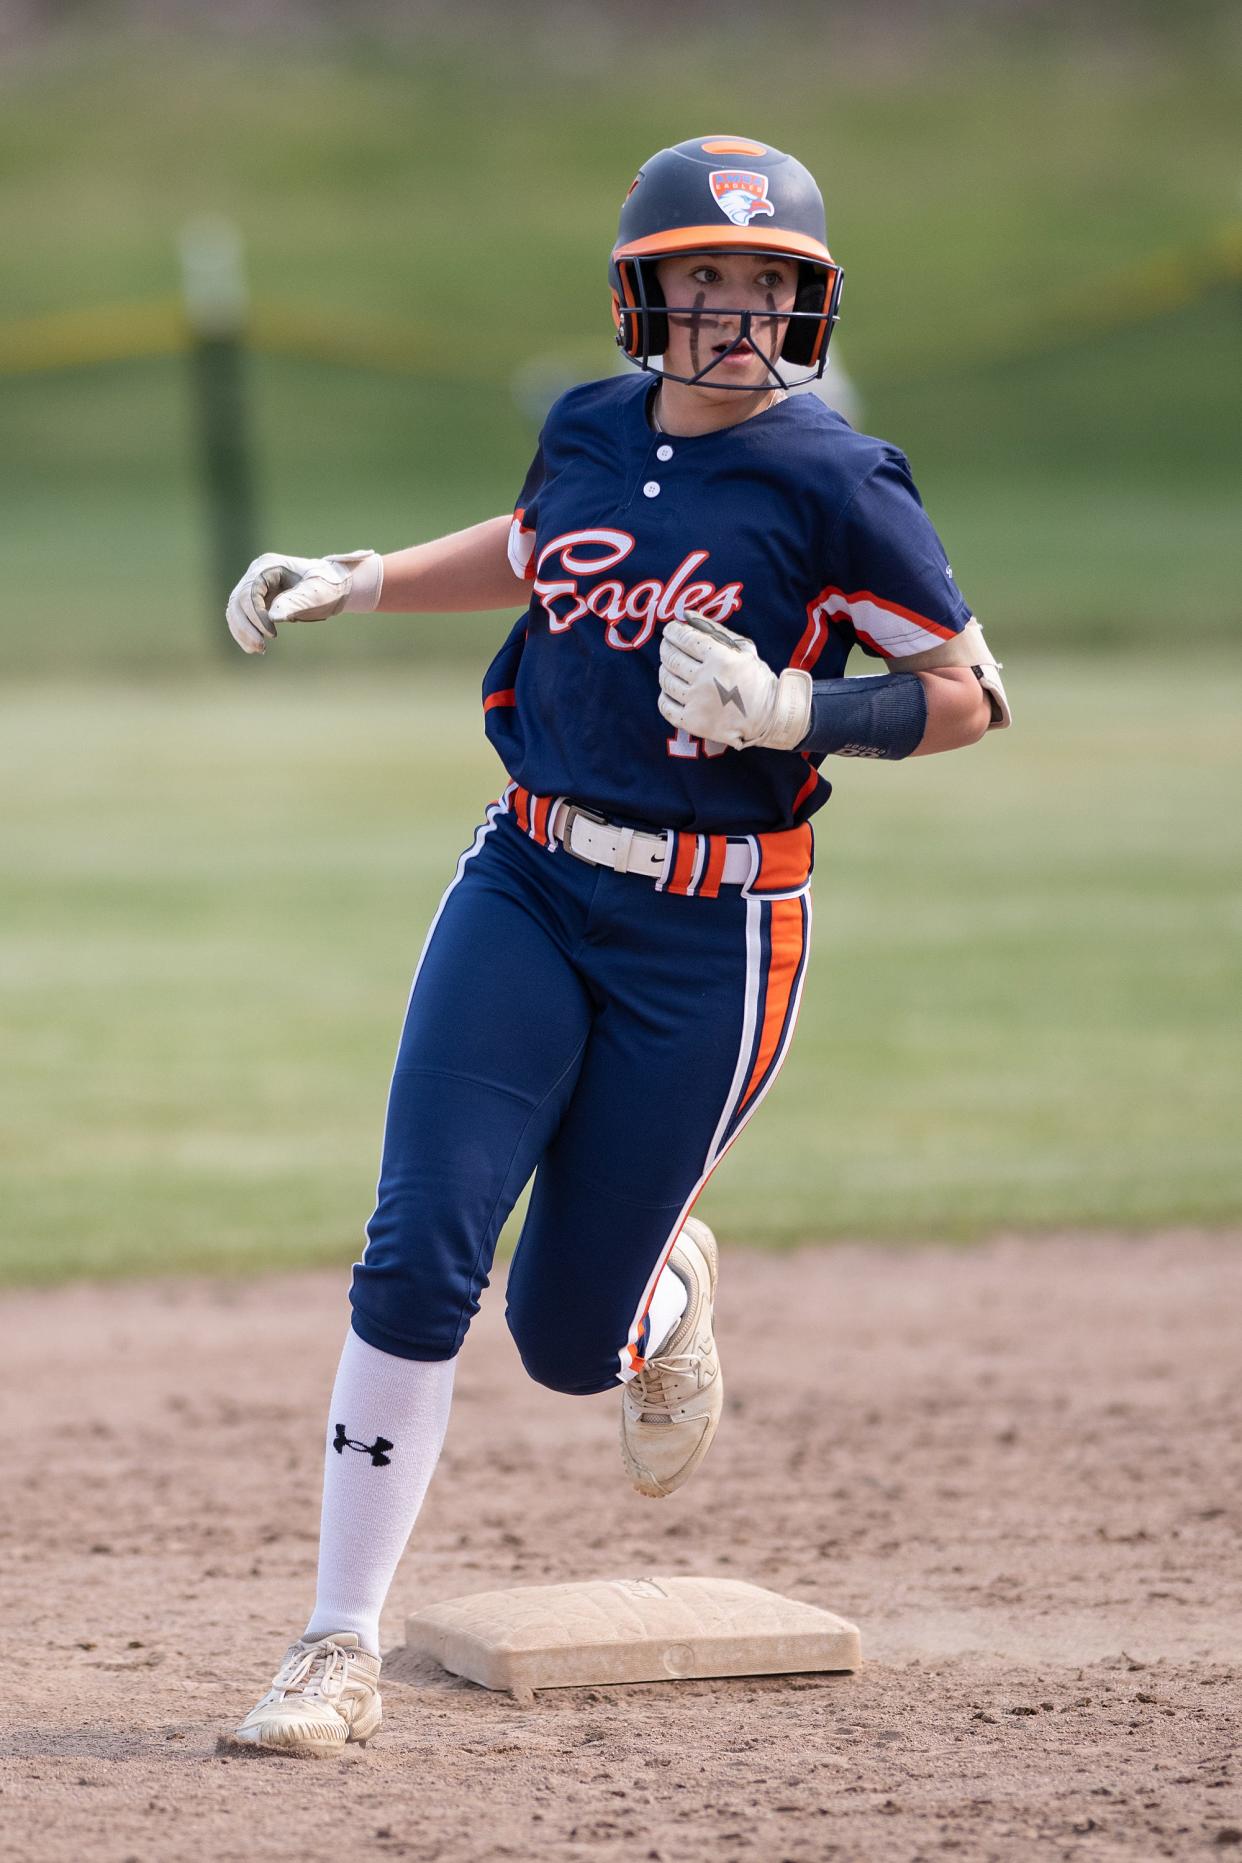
549;800;753;886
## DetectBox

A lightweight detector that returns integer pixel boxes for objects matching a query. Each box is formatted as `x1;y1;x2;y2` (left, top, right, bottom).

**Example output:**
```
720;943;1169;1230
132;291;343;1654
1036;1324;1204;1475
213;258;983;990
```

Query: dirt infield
3;1234;1239;1862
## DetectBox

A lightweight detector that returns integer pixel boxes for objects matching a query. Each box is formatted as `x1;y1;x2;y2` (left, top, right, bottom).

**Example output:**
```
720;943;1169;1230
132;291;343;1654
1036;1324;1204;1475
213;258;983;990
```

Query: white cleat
621;1217;723;1499
231;1631;382;1757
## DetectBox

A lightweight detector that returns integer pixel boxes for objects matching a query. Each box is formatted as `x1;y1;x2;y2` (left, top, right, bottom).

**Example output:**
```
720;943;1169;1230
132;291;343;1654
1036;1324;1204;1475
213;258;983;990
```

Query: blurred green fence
5;221;1239;381
5;36;1241;671
5;230;1240;674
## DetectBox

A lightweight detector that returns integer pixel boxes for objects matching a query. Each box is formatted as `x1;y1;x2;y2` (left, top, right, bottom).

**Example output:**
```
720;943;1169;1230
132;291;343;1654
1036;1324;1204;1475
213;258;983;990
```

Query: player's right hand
225;551;379;654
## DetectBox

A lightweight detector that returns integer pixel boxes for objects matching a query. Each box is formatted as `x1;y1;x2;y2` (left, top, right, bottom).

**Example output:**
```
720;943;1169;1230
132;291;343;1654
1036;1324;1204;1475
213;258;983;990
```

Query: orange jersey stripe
822;585;957;641
740;897;805;1113
791;590;835;672
790;610;824;671
512;786;531;834
791;760;818;818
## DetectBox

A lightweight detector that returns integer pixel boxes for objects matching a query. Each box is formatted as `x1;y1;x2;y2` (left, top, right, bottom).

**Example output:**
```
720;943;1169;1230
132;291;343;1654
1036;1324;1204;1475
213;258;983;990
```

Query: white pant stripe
616;894;768;1382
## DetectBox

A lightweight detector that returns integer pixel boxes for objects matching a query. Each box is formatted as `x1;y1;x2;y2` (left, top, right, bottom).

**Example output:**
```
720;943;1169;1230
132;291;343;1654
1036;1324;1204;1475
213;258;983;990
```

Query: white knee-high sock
646;1259;689;1358
304;1329;455;1655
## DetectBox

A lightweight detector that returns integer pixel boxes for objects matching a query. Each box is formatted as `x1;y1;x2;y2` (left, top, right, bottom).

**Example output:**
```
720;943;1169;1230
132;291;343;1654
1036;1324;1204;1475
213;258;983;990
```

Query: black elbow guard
799;672;927;760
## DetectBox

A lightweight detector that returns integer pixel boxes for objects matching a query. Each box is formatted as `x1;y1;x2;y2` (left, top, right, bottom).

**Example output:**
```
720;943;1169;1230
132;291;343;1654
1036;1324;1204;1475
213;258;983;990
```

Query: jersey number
667;727;727;760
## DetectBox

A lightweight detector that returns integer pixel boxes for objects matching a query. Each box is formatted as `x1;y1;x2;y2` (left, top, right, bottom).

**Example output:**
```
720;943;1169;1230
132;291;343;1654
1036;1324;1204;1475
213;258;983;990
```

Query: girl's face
653;251;798;394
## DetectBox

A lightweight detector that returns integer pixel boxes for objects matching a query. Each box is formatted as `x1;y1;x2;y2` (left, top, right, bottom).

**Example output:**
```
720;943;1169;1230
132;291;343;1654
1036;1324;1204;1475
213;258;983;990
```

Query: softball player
225;135;1009;1755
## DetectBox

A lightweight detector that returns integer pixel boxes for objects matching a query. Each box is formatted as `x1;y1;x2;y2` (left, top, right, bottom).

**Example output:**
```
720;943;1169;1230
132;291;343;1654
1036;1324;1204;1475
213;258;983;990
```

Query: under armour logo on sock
333;1424;394;1466
714;677;745;713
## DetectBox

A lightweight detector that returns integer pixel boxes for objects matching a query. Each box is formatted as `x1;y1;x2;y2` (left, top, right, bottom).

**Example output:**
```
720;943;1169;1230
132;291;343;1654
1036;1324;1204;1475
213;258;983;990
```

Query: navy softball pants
349;797;812;1395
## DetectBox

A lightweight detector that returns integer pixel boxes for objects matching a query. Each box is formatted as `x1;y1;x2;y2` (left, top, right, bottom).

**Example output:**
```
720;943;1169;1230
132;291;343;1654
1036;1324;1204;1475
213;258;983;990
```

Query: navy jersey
483;372;973;834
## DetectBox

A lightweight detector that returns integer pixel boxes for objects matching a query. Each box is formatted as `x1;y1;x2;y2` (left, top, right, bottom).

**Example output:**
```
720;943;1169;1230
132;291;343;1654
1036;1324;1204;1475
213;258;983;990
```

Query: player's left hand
658;611;812;752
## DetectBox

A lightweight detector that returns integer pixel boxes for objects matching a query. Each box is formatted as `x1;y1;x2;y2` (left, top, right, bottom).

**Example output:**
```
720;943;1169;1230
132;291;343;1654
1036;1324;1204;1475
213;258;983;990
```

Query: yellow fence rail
877;221;1242;385
2;224;1239;385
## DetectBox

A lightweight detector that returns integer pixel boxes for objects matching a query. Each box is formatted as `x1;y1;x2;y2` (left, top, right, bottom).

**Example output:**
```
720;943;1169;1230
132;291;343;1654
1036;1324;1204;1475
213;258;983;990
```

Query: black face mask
614;256;844;392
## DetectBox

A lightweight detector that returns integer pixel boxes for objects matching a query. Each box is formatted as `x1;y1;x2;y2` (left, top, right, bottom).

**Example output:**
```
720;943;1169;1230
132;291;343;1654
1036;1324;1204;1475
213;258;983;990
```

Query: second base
405;1574;860;1693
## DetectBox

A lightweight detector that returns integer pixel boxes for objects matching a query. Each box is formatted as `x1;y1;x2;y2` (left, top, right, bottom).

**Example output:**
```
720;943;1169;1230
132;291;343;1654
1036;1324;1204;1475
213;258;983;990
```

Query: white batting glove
658;611;812;751
225;549;383;655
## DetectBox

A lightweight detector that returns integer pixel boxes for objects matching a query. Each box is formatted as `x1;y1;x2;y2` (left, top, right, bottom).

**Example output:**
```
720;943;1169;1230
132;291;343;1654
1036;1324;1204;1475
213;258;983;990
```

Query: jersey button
643;480;661;498
656;444;674;462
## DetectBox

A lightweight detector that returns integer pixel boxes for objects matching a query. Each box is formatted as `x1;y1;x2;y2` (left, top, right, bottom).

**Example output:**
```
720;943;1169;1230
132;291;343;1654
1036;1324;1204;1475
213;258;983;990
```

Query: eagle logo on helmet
709;170;776;227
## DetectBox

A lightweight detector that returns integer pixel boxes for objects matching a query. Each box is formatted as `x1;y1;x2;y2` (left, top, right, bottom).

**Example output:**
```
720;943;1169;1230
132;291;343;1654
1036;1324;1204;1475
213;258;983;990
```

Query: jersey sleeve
507;437;546;582
823;453;973;661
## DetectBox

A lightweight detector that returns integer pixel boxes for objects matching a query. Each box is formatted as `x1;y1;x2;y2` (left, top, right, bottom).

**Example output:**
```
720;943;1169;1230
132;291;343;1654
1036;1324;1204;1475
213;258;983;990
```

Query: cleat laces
633;1350;708;1422
272;1640;352;1704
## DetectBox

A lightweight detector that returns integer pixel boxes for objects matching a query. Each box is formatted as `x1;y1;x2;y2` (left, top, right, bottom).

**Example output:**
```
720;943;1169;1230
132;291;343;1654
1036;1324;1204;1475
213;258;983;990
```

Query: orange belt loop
697;837;730;900
665;833;701;897
530;794;553;847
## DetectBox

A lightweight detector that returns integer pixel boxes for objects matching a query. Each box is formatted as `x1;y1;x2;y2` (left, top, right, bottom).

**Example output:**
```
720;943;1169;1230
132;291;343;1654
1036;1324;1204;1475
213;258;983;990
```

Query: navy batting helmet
609;134;844;388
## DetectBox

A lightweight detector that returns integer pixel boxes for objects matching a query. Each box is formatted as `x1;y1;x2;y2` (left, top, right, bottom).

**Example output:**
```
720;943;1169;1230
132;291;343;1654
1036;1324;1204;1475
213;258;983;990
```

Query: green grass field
2;26;1238;1278
4;653;1238;1284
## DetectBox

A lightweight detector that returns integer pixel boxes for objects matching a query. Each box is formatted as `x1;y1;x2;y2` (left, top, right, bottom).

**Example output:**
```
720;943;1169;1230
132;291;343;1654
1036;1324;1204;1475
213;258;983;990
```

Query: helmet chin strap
692;312;789;390
639;353;797;392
